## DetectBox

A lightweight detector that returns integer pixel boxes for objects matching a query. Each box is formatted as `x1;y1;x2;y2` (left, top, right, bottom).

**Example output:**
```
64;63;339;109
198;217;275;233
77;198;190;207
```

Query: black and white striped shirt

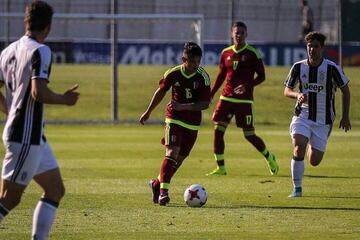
0;36;52;145
284;58;349;125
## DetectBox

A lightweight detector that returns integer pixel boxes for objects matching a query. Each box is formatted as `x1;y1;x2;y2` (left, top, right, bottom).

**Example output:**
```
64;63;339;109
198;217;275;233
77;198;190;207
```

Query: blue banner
59;42;360;66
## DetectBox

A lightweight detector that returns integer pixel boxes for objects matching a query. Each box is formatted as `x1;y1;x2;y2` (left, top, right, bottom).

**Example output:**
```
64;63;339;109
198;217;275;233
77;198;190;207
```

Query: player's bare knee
310;160;321;166
165;147;180;160
309;156;323;166
0;192;23;210
44;183;65;202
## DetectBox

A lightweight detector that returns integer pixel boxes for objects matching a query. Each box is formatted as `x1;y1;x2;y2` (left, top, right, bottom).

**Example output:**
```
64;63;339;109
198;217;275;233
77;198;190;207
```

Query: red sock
159;157;176;186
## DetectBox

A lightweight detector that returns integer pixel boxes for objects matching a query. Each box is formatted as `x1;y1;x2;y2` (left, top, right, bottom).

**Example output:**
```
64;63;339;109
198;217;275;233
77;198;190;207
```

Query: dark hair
232;21;247;31
25;1;53;31
183;42;202;58
305;31;326;47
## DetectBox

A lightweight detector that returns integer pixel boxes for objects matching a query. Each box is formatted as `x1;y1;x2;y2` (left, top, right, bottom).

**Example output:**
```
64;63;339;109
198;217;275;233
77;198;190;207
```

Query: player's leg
0;142;40;222
289;134;308;197
237;103;278;175
307;123;330;167
242;128;278;175
206;121;228;176
207;100;231;176
172;128;197;176
157;123;184;205
31;142;64;239
32;168;64;239
0;180;26;222
288;117;311;197
308;147;324;166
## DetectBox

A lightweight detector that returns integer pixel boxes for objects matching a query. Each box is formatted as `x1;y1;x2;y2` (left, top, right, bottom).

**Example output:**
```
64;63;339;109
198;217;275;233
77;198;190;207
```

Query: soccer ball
184;184;208;207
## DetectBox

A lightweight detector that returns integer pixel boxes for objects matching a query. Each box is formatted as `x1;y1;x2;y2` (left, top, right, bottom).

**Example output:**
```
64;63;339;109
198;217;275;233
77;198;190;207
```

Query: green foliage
41;65;360;126
0;125;359;239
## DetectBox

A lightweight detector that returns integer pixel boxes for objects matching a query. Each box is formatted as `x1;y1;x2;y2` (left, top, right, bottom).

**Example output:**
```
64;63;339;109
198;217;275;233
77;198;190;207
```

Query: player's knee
44;183;65;202
214;123;227;133
309;155;323;166
56;184;66;200
293;145;306;157
243;128;256;140
310;160;321;166
0;192;23;210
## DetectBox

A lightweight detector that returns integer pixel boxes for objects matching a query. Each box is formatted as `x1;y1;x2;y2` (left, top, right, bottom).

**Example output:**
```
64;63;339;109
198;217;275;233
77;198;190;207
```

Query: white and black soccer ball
184;184;208;207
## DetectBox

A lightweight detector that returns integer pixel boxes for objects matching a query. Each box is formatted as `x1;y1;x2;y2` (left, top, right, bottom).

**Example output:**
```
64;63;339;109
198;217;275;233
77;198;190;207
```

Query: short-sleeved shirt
159;64;211;130
216;43;264;102
0;35;52;145
284;58;349;125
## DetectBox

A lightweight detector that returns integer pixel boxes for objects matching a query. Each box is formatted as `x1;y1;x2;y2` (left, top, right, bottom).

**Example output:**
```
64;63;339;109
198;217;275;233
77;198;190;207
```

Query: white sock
0;202;10;223
291;158;304;188
32;199;58;240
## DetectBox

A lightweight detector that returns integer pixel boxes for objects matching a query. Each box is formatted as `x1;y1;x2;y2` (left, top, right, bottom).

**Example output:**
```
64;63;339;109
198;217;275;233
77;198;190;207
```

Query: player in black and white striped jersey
0;1;79;239
284;31;351;197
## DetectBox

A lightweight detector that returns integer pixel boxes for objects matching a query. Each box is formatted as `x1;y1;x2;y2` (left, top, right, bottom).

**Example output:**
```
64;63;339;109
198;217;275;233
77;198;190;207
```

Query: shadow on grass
167;203;360;211
305;174;360;179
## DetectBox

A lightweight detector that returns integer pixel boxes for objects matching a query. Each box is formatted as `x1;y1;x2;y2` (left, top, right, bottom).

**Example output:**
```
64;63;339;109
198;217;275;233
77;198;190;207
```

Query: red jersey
159;64;211;129
212;43;265;101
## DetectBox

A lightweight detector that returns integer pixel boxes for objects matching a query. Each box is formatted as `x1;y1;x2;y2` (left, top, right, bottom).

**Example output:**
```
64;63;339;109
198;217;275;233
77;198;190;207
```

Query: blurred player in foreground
140;42;211;206
206;21;278;176
284;31;351;197
0;1;79;238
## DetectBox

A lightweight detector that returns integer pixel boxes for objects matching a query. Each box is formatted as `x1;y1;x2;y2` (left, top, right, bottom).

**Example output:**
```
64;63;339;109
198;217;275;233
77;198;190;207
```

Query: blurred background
1;0;360;66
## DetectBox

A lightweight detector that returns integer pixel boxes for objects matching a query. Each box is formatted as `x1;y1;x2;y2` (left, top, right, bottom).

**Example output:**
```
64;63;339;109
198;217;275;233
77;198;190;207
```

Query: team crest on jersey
193;81;199;89
226;56;231;61
174;82;180;86
232;61;238;70
241;55;246;61
171;135;177;143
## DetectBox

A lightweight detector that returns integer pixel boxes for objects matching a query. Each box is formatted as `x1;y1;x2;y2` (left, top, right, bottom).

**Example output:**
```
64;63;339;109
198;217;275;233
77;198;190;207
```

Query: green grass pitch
0;65;359;239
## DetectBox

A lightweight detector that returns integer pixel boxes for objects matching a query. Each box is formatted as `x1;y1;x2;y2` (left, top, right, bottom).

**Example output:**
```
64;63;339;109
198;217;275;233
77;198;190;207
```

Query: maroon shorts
161;123;198;157
212;99;254;128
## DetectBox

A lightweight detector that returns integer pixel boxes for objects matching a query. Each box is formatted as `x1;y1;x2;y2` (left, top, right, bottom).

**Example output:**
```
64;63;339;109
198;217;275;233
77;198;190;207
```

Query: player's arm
284;87;307;104
339;84;351;132
211;54;227;98
31;79;79;106
139;87;166;124
284;63;306;102
252;58;266;86
0;82;8;115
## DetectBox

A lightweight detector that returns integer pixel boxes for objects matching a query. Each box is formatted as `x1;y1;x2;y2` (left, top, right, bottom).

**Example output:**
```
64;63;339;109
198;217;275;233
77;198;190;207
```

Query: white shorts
289;116;332;152
1;141;58;186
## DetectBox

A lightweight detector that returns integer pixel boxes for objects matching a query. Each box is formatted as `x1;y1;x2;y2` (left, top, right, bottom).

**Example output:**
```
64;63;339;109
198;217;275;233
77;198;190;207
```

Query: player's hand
139;111;150;125
64;84;80;106
234;84;246;94
339;117;351;132
297;93;307;104
169;100;186;111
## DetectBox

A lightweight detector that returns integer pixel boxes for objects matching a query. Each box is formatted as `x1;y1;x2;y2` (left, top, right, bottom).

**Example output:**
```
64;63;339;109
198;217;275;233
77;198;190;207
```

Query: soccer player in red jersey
206;21;279;176
140;42;211;206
